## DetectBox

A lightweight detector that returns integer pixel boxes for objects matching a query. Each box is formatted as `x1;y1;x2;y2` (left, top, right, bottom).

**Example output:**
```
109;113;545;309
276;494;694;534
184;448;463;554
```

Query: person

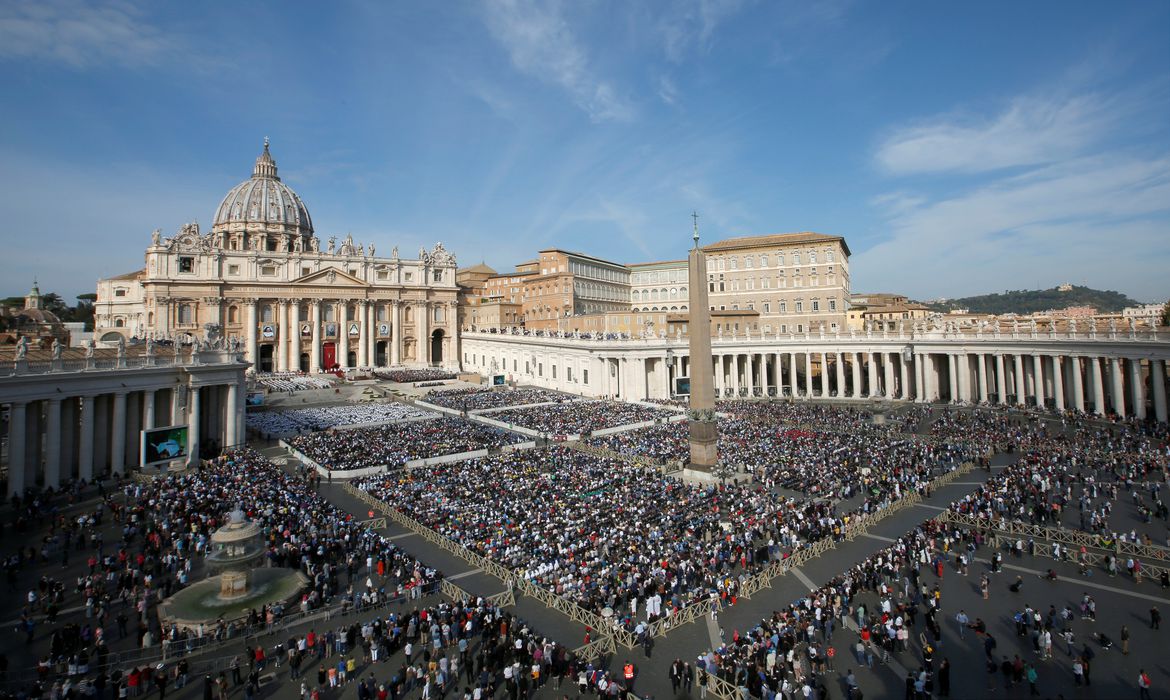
1072;658;1084;686
1009;575;1023;593
1025;663;1038;697
937;658;950;698
1139;669;1152;700
980;574;989;600
955;610;968;639
845;669;858;699
1121;625;1130;655
1151;606;1161;630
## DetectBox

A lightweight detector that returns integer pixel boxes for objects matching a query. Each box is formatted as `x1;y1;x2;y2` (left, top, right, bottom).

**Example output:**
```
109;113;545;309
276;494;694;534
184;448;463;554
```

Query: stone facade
94;143;459;371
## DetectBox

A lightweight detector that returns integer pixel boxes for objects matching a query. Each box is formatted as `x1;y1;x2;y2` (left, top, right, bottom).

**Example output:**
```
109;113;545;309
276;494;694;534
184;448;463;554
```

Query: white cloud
0;0;170;68
482;0;635;122
658;0;748;62
857;153;1170;300
657;74;679;106
876;93;1121;175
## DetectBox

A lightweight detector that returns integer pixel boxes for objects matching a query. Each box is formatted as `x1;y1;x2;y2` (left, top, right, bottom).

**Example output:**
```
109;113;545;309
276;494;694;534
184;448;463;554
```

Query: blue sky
1;0;1168;302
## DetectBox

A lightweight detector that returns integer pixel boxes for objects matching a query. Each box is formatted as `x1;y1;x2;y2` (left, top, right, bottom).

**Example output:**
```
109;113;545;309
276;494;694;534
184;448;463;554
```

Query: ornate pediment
292;267;368;287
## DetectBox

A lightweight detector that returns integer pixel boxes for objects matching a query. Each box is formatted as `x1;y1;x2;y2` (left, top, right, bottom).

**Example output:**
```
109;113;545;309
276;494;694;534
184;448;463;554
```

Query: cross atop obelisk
685;212;718;476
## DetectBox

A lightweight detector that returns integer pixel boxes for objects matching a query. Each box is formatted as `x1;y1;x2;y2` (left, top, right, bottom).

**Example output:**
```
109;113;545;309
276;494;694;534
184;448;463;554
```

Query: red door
322;342;336;370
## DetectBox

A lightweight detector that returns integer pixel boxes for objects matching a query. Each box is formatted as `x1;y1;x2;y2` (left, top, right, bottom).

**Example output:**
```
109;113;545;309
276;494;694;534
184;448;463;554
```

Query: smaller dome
212;139;313;236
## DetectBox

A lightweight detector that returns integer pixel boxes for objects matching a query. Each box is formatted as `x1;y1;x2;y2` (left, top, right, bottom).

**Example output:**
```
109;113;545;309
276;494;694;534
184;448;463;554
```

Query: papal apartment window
829;300;837;311
812;301;820;312
763;303;770;313
798;324;804;333
795;301;803;313
178;256;194;273
793;253;801;265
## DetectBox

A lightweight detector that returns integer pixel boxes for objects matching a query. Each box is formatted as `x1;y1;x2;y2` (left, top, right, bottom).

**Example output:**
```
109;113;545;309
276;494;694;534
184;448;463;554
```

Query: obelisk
686;212;718;475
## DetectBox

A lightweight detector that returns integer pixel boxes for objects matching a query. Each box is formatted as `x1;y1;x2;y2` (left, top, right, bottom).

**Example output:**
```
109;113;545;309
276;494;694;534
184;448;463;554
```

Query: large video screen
141;425;189;467
674;377;691;396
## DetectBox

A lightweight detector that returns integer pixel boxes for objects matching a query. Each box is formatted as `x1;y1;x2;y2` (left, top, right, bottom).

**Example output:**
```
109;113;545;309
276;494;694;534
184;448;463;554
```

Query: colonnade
459;331;1170;422
1;352;247;496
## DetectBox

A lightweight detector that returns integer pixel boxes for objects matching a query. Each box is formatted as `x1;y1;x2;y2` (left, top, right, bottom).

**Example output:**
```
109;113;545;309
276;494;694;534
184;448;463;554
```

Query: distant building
846;293;930;331
1123;303;1165;324
0;282;70;348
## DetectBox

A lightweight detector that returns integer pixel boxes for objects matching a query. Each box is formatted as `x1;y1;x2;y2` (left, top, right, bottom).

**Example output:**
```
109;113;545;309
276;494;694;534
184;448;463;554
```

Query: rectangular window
538;363;543;377
780;301;787;313
178;256;194;273
829;299;837;311
405;272;413;281
301;266;311;276
583;369;589;384
781;324;787;333
228;265;240;276
812;301;820;312
114;289;127;297
763;302;770;313
795;301;803;313
377;270;389;280
260;265;276;277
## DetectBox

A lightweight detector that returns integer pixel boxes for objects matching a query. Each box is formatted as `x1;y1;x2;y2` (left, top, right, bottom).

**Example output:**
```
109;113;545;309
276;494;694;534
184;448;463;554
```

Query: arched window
114;318;124;328
228;306;239;323
262;305;274;322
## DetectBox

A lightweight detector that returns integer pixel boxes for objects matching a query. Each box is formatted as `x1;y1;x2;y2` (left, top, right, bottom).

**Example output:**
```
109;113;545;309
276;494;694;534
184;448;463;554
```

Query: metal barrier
572;634;617;662
940;509;1169;563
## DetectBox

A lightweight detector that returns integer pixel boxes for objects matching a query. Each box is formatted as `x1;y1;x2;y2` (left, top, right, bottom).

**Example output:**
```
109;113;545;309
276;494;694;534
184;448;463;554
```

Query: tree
1162;301;1169;327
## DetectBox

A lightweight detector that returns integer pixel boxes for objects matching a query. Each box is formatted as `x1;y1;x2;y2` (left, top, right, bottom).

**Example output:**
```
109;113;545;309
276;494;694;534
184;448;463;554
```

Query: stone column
287;301;300;372
245;300;258;368
804;353;813;398
1013;355;1026;405
715;355;726;397
788;352;798;398
885;352;896;399
357;302;369;367
340;300;351;370
276;301;289;371
1032;354;1045;408
1051;355;1065;411
834;352;845;398
1110;358;1126;417
1090;357;1106;415
976;354;988;403
819;352;830;398
851;352;862;398
1152;360;1167;423
418;302;430;365
900;354;910;400
746;354;756;396
6;402;26;496
867;352;879;397
995;354;1007;404
947;354;958;402
731;354;741;396
1129;358;1146;420
391;302;402;365
40;399;63;489
914;353;925;402
226;383;239;447
310;300;322;372
188;386;201;467
78;396;95;482
1070;357;1085;412
111;391;127;475
143;389;155;431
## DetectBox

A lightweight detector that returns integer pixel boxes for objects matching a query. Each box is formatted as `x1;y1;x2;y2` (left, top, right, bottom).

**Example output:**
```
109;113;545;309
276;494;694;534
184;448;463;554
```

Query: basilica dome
212;140;313;237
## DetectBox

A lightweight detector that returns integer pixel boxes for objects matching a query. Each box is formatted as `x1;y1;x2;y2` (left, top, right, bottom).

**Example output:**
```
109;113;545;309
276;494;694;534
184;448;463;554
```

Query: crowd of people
2;447;444;700
246;403;436;438
375;369;457;384
253;373;334;393
288;418;527;471
355;442;964;633
587;402;980;502
488;401;672;435
423;387;571;412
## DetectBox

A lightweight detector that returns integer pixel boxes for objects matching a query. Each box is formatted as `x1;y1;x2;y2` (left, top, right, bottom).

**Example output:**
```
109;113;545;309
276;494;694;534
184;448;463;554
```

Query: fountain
158;506;307;631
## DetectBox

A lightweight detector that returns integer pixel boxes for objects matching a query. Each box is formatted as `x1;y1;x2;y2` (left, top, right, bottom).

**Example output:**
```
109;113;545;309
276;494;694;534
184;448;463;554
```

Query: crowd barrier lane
572;634;617;663
939;509;1170;569
645;596;721;638
705;673;744;700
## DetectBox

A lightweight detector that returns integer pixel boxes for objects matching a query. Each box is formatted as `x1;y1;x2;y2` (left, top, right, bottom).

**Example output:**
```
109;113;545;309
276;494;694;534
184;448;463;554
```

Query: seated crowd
488;401;672;435
254;373;333;393
375;369;457;384
356;444;963;632
288;417;526;471
246;403;436;437
424;387;571;412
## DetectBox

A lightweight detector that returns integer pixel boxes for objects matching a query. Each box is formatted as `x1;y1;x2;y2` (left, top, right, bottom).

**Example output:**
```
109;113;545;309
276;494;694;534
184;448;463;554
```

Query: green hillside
923;286;1141;315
